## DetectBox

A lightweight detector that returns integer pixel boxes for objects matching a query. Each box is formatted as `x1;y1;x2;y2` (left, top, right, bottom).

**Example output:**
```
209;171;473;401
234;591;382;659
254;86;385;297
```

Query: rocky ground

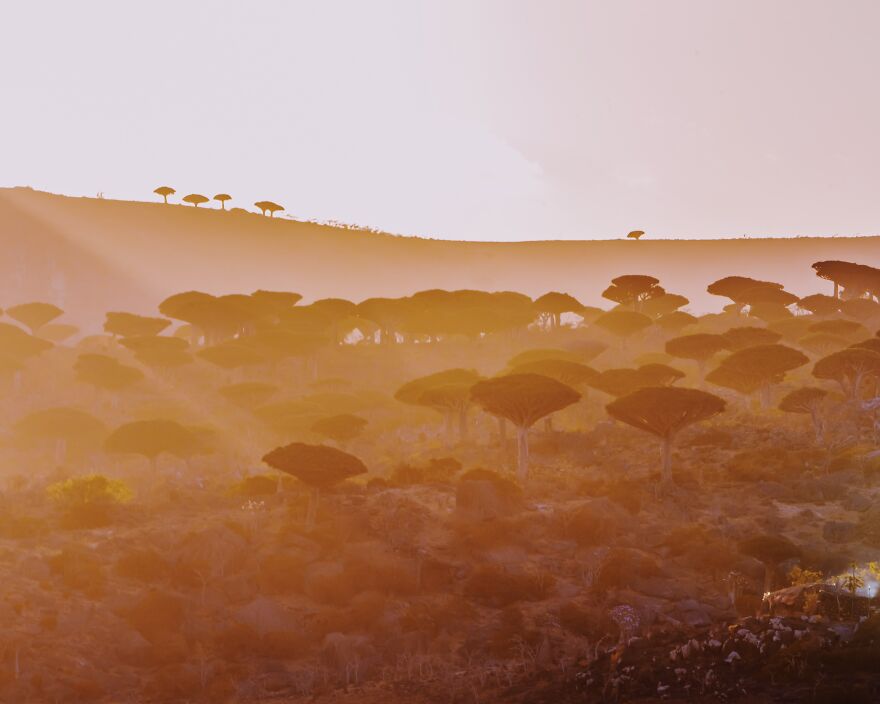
1;421;879;703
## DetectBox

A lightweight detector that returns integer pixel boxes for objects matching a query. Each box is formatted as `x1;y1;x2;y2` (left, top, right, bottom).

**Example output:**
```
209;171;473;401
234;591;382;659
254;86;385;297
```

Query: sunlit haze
4;0;880;240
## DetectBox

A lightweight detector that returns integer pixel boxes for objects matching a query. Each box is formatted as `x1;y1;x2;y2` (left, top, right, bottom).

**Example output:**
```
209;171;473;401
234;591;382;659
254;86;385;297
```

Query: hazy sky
3;1;879;241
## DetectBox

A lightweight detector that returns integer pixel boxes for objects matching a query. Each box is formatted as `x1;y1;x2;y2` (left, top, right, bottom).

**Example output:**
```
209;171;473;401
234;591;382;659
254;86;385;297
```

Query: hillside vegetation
1;187;877;328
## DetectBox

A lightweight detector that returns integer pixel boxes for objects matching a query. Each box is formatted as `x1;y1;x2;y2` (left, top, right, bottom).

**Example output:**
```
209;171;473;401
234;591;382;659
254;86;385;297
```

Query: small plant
843;562;865;614
47;474;132;528
788;565;823;586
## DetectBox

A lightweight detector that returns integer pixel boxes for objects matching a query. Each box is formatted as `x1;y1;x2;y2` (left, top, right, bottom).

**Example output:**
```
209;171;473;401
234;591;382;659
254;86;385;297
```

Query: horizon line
3;185;879;245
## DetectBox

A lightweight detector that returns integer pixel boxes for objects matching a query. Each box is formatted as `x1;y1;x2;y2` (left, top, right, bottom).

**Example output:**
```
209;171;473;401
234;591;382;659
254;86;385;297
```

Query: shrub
726;448;805;482
559;601;618;640
859;507;880;547
556;499;630;545
595;548;660;591
389;457;462;485
423;456;462;482
47;474;132;529
215;624;310;660
258;553;305;594
459;468;522;500
464;565;554;607
119;591;186;644
48;547;105;597
485;606;541;657
234;475;278;497
788;565;823;586
576;478;641;514
682;427;734;449
0;513;47;539
662;524;707;556
604;480;642;514
116;548;170;582
389;463;425;485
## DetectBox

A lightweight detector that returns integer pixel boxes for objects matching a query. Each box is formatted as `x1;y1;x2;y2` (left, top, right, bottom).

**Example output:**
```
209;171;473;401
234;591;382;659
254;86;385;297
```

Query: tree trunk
444;411;454;447
516;426;529;483
810;409;824;444
544;416;553;432
306;487;320;529
54;438;67;465
458;407;468;443
763;561;776;595
497;416;507;446
661;434;674;486
760;384;771;409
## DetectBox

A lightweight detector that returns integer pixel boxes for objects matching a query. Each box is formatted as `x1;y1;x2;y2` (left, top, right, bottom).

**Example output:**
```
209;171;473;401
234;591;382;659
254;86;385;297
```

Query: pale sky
2;0;879;241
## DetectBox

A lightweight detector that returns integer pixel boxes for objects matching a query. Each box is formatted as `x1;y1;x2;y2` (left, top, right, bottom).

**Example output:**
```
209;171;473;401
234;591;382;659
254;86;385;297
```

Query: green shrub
47;474;132;529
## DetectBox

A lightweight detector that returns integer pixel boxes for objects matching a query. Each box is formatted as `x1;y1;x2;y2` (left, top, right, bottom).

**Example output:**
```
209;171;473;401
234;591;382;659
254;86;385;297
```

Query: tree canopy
7;302;63;334
606;386;725;485
262;442;367;489
470;373;580;429
182;193;209;207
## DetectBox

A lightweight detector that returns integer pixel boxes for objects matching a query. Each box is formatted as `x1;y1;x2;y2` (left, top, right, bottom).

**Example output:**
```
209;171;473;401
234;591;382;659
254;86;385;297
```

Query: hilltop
1;187;877;326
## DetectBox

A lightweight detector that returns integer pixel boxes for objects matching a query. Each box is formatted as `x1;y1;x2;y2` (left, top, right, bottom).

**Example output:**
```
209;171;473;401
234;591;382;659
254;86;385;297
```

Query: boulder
672;599;714;627
235;596;294;636
456;478;522;521
843;493;872;513
19;555;51;581
557;497;630;546
303;561;346;602
633;576;696;602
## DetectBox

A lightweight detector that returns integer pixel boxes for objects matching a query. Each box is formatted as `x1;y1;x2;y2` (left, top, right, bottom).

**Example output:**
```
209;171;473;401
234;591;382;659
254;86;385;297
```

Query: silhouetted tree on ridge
255;200;284;217
153;185;175;203
182;193;209;207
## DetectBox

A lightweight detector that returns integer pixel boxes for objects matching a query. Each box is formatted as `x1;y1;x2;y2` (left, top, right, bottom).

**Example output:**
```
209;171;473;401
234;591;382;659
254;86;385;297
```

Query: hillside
1;187;877;326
